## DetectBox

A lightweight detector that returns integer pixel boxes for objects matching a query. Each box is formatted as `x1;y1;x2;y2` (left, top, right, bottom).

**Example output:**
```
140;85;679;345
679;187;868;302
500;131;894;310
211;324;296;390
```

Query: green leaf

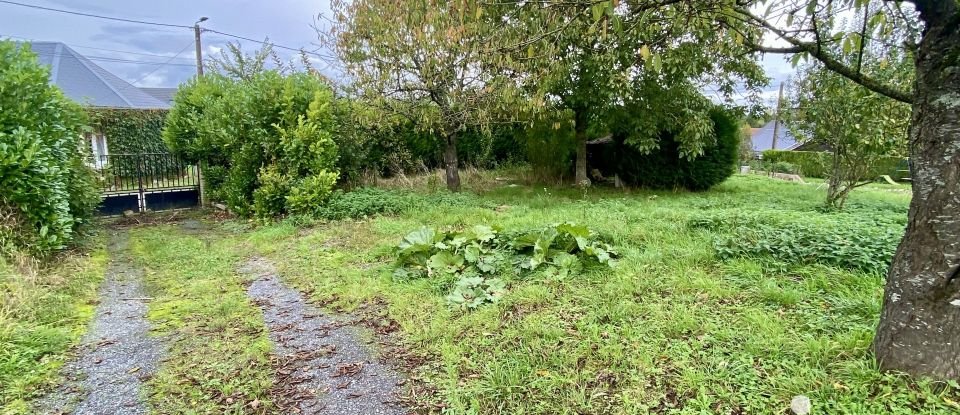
471;224;497;242
428;251;465;274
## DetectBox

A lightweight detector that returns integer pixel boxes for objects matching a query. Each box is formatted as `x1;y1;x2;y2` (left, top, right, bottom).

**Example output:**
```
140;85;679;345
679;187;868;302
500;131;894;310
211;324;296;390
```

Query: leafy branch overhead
394;223;617;309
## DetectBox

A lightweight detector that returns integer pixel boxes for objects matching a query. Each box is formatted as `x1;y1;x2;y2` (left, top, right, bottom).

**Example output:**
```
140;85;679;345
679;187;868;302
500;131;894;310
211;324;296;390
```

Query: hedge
590;107;740;191
0;41;100;256
762;150;909;180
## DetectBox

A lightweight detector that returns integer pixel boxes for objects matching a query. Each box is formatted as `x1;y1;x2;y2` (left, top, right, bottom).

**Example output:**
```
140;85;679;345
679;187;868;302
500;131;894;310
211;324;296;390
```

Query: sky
0;0;795;107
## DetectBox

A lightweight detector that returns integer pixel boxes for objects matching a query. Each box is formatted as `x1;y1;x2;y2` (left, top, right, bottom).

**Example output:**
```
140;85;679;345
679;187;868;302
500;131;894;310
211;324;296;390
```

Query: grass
0;236;108;413
127;224;275;414
4;172;955;414
235;173;959;414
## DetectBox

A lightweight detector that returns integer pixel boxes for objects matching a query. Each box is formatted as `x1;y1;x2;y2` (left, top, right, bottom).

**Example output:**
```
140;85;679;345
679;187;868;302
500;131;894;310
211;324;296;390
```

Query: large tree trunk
443;132;461;192
574;109;589;186
872;6;960;380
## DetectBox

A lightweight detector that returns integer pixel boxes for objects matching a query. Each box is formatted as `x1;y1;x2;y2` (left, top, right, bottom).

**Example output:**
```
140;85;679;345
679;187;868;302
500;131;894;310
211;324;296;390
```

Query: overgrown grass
0;237;108;413
127;225;275;414
239;173;959;413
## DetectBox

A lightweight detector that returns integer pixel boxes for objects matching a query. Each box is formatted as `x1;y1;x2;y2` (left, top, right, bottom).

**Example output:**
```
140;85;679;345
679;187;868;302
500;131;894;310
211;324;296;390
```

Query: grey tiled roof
750;120;798;152
139;87;178;105
27;42;170;109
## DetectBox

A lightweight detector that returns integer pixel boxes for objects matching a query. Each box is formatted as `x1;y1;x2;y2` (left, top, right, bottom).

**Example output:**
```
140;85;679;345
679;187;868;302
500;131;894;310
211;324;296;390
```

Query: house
139;87;178;106
750;120;799;154
27;41;173;165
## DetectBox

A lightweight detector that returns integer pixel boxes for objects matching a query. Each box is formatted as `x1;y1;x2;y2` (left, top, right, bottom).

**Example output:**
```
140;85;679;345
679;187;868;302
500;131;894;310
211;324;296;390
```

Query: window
88;132;109;169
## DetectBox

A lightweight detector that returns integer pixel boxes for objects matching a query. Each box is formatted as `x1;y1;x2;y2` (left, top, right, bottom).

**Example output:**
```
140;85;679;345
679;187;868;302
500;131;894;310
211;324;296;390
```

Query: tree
737;0;960;380
206;41;317;81
494;1;766;185
788;62;910;209
332;0;510;192
496;0;960;381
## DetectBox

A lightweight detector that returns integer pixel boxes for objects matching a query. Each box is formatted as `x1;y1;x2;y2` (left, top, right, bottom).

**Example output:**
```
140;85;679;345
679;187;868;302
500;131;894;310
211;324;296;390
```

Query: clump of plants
690;211;901;274
163;72;340;220
0;41;99;257
314;188;482;221
394;223;617;309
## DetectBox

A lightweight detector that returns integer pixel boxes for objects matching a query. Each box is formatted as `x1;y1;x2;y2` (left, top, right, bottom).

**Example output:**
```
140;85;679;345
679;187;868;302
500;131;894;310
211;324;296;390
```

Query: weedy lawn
7;174;957;414
239;174;959;414
0;235;107;412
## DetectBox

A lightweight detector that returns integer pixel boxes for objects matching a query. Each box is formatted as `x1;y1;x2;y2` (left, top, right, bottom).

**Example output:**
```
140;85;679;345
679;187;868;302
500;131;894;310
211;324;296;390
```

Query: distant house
750;120;799;154
27;42;174;165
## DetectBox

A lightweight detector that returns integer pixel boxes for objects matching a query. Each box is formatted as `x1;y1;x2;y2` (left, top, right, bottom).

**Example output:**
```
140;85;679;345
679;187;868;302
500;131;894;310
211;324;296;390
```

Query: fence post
197;160;208;208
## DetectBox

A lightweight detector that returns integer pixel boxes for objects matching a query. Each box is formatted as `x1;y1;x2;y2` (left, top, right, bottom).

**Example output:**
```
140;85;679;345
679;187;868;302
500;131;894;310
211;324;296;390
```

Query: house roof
26;41;170;109
750;120;798;152
139;87;178;105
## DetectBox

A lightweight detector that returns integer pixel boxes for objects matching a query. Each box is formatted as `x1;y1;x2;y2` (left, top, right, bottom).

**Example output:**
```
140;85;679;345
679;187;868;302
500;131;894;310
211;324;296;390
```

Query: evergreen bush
164;72;340;219
600;108;740;191
0;41;99;256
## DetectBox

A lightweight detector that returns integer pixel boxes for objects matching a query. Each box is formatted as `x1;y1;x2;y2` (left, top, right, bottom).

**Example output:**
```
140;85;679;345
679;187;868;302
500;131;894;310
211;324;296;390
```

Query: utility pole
194;16;208;208
771;82;784;150
194;17;207;76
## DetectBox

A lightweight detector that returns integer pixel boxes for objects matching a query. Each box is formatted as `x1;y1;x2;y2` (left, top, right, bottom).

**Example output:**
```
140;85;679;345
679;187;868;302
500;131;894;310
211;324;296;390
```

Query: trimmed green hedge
762;150;909;180
87;109;177;176
591;107;740;191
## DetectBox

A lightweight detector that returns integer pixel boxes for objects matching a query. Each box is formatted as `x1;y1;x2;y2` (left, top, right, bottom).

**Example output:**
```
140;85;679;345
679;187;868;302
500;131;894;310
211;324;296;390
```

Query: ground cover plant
393;223;617;308
230;173;958;414
0;236;107;412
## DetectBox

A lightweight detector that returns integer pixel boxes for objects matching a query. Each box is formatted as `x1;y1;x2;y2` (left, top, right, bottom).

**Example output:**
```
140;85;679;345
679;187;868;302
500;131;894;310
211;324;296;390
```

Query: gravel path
240;257;407;415
35;231;165;415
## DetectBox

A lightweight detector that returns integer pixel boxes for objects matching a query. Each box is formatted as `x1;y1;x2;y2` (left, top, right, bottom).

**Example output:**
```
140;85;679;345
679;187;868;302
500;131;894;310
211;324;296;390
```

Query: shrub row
762;150;909;180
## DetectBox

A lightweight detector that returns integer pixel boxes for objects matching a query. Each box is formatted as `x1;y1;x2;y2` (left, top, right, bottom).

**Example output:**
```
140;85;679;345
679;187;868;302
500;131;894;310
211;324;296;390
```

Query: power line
29;51;197;67
132;42;195;85
69;44;194;61
3;34;195;61
203;28;337;61
0;0;191;28
0;2;337;63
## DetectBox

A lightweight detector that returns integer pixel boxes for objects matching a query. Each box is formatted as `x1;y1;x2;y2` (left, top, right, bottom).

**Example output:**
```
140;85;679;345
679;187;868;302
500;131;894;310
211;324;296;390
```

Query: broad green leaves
0;41;97;256
393;222;618;310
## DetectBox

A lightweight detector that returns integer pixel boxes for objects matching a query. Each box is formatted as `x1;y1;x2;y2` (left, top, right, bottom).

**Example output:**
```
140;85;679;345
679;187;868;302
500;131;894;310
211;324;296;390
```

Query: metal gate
95;153;200;215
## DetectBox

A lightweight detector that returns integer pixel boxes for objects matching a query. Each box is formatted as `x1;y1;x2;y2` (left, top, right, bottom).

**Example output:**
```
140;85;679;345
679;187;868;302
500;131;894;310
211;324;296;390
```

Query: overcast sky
1;0;794;107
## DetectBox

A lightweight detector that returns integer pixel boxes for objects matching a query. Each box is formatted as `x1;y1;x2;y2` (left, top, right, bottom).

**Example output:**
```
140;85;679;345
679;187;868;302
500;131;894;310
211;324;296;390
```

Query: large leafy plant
0;41;99;257
394;223;617;309
163;72;340;219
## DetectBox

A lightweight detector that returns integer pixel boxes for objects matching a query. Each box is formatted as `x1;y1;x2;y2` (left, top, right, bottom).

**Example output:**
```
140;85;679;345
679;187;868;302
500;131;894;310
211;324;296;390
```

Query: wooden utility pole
194;17;207;76
771;82;784;150
194;17;208;207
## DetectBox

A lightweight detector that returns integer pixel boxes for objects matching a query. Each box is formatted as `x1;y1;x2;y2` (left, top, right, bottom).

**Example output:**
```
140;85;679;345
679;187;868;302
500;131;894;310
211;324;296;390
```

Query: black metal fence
94;153;200;214
94;153;198;193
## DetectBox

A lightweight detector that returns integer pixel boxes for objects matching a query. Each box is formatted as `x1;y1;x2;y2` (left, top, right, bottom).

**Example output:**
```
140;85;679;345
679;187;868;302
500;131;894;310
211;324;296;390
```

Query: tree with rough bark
740;0;960;381
332;0;511;192
787;60;910;209
495;0;960;380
